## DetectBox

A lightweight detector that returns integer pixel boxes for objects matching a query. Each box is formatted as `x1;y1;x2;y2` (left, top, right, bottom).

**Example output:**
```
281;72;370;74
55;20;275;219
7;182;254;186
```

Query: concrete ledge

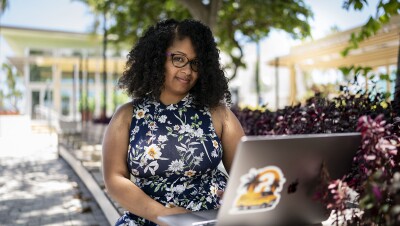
59;146;120;225
0;115;31;137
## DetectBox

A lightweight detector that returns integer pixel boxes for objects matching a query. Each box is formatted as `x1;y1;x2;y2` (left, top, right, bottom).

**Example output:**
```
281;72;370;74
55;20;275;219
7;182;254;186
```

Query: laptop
158;132;361;226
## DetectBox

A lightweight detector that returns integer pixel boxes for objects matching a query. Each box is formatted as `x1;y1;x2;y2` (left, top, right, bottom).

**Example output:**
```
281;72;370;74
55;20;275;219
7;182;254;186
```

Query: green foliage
341;0;400;56
78;92;95;112
76;0;191;44
112;90;129;111
216;0;312;77
0;63;23;112
79;0;312;80
339;65;394;101
0;0;8;14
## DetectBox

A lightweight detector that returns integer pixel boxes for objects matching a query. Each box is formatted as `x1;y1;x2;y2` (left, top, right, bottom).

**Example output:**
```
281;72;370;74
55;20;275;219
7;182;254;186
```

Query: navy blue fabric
115;94;227;226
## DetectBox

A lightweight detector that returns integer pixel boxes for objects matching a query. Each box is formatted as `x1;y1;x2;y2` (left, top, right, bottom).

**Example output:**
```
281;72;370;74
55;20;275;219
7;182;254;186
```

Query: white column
52;64;61;115
73;62;79;121
106;62;113;116
288;64;297;105
94;58;102;117
24;48;31;117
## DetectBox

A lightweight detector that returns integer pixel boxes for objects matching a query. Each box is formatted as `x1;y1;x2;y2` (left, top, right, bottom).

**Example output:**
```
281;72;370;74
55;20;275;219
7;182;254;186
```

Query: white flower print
188;147;196;154
144;161;159;175
173;125;180;131
187;201;194;209
184;170;196;177
194;128;204;137
139;157;148;167
210;185;218;196
133;126;139;134
148;121;157;130
173;185;185;194
192;202;202;211
179;124;192;134
206;197;212;203
158;115;167;123
158;135;168;143
212;140;219;149
135;109;146;119
168;159;184;172
211;150;218;158
193;155;203;166
128;220;138;226
132;169;139;176
165;192;174;201
166;105;177;110
144;144;162;160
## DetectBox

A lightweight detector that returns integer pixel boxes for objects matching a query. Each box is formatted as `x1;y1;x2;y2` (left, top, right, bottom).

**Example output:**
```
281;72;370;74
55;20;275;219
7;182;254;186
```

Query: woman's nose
180;63;192;74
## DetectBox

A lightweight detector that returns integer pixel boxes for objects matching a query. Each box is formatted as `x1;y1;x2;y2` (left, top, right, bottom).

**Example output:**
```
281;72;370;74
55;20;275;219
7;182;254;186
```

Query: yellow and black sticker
230;166;286;214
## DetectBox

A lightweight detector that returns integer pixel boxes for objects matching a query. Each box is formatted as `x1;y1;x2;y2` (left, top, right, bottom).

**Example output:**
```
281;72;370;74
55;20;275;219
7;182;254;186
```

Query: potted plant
79;93;95;122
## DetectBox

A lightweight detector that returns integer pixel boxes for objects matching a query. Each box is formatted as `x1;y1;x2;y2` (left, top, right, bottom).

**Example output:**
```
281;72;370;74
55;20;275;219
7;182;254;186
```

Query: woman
102;18;245;226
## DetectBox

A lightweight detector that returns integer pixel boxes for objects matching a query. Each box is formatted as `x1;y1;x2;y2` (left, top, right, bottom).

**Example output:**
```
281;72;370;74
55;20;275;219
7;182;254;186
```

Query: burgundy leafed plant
232;89;400;225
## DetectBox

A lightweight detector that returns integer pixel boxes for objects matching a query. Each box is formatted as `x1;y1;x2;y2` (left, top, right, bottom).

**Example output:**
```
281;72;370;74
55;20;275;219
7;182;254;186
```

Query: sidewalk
0;132;110;226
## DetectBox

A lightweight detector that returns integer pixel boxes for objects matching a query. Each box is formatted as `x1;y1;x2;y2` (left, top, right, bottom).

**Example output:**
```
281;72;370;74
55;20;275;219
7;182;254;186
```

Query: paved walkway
0;133;110;226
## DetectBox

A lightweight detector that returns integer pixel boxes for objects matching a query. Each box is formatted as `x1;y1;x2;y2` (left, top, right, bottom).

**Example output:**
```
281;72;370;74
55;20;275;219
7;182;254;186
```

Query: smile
176;77;190;84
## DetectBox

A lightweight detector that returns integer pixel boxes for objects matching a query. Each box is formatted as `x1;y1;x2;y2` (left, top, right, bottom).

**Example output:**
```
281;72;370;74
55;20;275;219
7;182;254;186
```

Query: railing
34;105;82;134
34;105;108;148
35;105;82;148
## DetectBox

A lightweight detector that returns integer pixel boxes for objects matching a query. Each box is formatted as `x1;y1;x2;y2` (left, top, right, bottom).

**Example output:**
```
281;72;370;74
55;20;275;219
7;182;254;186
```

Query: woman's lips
176;77;190;84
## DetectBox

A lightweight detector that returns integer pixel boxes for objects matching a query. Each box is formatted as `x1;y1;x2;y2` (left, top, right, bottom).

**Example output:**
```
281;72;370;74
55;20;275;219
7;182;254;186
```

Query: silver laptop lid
216;132;361;226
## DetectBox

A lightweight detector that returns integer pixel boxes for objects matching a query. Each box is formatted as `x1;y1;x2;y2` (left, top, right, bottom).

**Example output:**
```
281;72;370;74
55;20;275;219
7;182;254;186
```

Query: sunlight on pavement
0;133;58;158
0;120;110;226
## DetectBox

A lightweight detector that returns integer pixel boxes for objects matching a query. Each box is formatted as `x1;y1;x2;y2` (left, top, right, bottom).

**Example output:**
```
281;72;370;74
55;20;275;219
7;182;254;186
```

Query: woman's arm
212;105;245;174
102;102;188;225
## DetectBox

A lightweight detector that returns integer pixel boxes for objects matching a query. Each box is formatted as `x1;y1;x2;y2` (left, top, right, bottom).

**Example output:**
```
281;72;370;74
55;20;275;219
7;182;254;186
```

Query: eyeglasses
167;52;199;72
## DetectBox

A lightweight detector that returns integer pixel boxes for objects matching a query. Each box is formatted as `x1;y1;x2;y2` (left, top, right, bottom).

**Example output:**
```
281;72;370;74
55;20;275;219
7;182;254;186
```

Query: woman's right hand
156;206;190;226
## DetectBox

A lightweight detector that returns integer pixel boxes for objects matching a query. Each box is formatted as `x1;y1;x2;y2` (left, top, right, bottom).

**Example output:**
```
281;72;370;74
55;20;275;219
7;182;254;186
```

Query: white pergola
267;15;400;106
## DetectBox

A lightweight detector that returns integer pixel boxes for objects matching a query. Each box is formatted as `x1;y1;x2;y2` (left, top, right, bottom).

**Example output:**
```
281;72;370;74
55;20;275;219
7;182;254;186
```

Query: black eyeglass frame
166;52;199;72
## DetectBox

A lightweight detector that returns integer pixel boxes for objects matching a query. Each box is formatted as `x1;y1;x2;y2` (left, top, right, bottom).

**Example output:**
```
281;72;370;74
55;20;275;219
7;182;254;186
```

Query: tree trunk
393;35;400;116
176;0;222;33
101;4;108;120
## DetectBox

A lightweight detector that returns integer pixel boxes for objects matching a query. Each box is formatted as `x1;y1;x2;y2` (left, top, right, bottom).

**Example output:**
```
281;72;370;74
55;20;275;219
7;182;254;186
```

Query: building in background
1;25;128;121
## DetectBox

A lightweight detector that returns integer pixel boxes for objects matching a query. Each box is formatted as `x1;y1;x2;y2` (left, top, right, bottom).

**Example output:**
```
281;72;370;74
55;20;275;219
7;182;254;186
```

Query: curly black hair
118;18;231;109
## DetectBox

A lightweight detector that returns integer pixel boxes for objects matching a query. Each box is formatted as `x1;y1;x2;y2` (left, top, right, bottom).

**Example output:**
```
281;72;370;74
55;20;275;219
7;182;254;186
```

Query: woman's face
161;37;199;104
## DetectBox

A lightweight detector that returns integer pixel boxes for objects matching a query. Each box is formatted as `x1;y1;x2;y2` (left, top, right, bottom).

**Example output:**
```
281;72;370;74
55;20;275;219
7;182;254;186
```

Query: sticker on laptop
230;166;286;214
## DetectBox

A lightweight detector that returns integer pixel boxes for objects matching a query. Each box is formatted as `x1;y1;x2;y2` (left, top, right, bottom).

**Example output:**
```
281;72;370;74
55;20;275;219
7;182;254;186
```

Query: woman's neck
159;92;188;105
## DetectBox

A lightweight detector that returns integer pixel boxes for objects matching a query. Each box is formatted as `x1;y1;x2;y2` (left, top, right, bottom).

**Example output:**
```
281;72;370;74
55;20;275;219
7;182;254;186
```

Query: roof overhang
1;25;104;55
7;56;126;74
267;15;400;70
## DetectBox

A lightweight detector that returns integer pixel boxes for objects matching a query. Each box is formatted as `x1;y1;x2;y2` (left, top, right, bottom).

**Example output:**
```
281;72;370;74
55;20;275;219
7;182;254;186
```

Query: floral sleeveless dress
115;94;228;226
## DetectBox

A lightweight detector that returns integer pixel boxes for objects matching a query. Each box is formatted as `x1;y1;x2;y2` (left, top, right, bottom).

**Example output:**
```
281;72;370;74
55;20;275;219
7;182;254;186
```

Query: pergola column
289;64;297;105
53;64;61;115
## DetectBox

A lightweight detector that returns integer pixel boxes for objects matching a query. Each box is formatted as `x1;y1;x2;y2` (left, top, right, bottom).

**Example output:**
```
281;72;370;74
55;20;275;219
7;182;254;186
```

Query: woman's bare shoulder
210;104;231;120
110;101;134;126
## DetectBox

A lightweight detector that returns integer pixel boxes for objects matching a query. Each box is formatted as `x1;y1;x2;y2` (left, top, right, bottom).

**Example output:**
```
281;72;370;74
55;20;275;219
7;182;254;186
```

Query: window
61;95;70;116
29;64;52;82
29;49;52;57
